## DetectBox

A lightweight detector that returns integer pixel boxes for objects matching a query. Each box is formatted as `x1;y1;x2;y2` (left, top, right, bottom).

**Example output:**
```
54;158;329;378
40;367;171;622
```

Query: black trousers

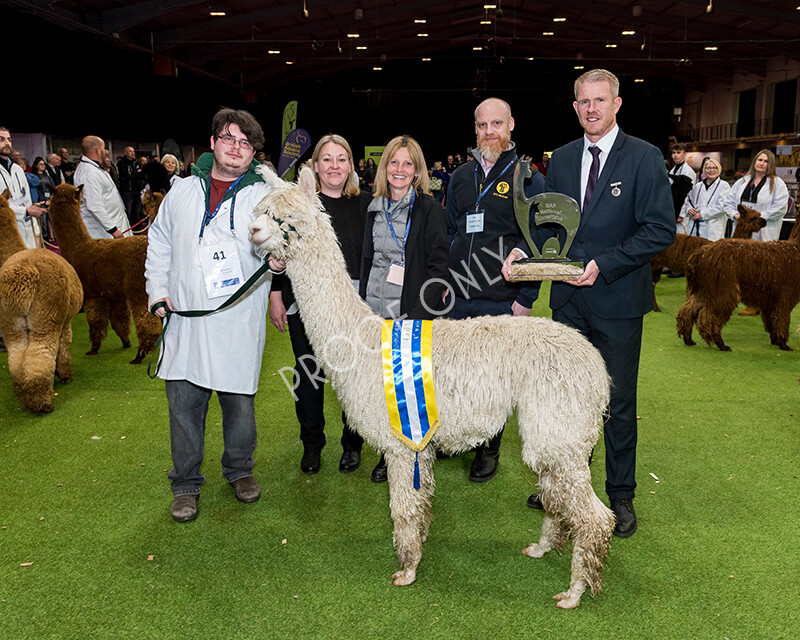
286;311;363;453
552;289;643;500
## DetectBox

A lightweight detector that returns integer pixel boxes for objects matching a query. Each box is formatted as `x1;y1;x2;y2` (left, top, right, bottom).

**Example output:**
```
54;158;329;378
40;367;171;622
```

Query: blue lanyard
473;157;515;208
200;173;244;241
384;189;415;259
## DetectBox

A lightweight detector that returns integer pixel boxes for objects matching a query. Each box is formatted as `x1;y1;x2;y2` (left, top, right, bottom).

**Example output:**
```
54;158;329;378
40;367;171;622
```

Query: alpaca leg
128;300;162;364
763;307;792;351
109;299;132;349
696;305;733;351
83;297;109;355
415;447;436;543
386;449;430;586
675;298;698;346
522;471;569;559
17;328;59;414
3;316;28;402
545;467;614;609
55;319;74;383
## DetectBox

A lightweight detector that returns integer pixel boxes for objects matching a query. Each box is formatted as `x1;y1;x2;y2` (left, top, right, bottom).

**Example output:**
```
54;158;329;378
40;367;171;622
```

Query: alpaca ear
256;163;282;189
1;189;10;200
74;184;84;200
737;204;747;217
298;165;316;201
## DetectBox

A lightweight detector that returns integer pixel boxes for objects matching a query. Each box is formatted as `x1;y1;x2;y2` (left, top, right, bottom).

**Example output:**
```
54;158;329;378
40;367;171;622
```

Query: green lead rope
147;259;274;379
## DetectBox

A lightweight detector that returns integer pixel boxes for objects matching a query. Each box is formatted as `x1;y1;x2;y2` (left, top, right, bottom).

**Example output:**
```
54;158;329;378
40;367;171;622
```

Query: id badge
198;238;245;299
466;209;485;234
387;262;405;286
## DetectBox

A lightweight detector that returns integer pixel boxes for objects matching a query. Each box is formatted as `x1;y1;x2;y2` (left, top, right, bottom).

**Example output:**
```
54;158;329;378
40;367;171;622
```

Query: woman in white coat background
724;149;789;242
679;158;730;241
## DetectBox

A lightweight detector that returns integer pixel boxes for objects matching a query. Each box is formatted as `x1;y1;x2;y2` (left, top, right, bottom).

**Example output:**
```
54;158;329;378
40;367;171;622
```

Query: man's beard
477;134;510;164
0;144;11;157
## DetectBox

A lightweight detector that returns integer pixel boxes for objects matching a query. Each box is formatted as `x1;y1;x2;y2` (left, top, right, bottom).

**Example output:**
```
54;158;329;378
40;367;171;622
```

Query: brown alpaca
0;191;83;413
651;205;767;311
48;184;161;364
142;190;164;223
677;207;800;351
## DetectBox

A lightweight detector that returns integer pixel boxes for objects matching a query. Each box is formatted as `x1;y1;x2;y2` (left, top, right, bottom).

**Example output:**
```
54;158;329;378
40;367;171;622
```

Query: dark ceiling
7;0;800;95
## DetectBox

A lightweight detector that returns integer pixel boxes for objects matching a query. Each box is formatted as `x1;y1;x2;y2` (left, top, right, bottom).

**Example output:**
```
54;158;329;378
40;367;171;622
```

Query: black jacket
117;156;144;193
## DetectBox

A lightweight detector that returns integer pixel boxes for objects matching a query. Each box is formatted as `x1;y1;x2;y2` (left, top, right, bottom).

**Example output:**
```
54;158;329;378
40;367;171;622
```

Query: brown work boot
232;476;261;503
171;494;198;522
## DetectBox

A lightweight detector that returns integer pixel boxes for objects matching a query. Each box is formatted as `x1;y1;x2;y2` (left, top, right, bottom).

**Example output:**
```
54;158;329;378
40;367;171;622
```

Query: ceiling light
484;4;497;8
634;78;644;83
542;31;554;36
268;50;280;54
373;66;382;71
473;46;483;51
705;0;714;14
347;33;360;38
621;30;635;35
574;65;584;69
526;57;534;61
209;11;226;16
605;44;617;48
480;20;491;24
286;61;293;65
705;46;718;51
553;17;566;22
417;33;429;37
414;19;427;23
356;46;367;50
422;58;431;61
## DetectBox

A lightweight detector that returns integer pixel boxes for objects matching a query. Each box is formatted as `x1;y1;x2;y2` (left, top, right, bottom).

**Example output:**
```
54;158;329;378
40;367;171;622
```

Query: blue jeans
165;380;257;496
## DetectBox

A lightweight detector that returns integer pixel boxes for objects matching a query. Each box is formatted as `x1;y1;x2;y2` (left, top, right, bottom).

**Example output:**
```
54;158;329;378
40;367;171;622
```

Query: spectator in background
58;147;75;184
101;151;120;190
117;146;145;226
536;152;550;176
45;153;66;187
430;160;449;205
161;154;183;188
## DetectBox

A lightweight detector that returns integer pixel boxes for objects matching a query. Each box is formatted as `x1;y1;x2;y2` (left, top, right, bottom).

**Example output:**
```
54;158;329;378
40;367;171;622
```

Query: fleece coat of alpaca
677;209;800;351
651;205;767;312
248;166;614;609
0;192;82;413
48;184;161;364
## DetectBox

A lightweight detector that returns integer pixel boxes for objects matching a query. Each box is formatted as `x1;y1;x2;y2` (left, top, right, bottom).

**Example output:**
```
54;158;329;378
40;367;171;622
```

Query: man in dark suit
503;69;674;537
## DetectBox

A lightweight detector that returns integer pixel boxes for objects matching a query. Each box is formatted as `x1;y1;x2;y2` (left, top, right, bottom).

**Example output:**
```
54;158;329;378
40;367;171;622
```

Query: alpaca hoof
121;341;131;349
85;349;98;356
683;338;696;346
653;306;661;313
718;345;732;352
129;355;145;364
522;543;548;559
779;344;793;351
58;375;73;384
392;569;416;586
31;403;54;414
553;591;582;609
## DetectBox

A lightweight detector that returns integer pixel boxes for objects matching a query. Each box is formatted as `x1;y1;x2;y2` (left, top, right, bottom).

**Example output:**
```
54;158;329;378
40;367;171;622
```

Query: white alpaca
249;166;615;609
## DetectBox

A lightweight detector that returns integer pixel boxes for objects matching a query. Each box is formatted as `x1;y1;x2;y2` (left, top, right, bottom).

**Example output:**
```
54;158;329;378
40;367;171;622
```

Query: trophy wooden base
508;259;585;282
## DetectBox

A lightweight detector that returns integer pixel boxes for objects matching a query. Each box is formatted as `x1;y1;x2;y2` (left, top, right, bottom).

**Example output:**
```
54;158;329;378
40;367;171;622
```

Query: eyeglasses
216;134;253;150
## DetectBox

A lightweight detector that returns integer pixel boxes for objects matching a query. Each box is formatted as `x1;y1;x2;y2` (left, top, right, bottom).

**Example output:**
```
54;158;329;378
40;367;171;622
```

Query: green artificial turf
1;277;799;639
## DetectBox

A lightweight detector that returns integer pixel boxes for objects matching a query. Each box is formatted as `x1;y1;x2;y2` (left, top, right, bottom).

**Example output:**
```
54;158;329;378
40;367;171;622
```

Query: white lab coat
0;161;39;248
145;173;274;394
723;175;789;242
679;178;731;241
73;156;133;239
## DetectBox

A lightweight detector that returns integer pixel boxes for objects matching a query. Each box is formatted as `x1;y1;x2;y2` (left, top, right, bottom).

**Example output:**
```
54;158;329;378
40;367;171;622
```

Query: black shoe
339;449;361;473
526;493;543;509
371;456;387;483
468;447;499;482
300;449;321;475
610;498;637;538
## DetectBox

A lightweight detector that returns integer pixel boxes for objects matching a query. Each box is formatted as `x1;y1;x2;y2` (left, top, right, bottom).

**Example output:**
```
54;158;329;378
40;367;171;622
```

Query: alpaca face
248;211;287;259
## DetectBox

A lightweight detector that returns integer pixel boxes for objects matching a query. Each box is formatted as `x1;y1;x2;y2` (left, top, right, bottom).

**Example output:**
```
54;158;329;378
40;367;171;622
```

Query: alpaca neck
0;216;27;265
51;202;92;258
787;217;800;245
284;222;376;381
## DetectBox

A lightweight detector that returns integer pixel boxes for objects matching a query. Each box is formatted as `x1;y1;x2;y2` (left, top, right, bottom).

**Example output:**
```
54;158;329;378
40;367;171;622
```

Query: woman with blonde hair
723;149;788;242
268;134;369;476
360;135;450;482
161;154;182;188
679;158;730;241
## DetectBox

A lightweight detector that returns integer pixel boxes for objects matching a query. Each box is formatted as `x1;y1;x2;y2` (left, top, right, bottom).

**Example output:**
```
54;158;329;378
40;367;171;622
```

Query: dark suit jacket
543;129;674;319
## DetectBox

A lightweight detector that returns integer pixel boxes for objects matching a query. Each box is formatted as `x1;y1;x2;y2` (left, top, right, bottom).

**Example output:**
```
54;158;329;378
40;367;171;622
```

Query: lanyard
385;189;415;257
200;173;244;242
0;165;25;194
473;157;515;208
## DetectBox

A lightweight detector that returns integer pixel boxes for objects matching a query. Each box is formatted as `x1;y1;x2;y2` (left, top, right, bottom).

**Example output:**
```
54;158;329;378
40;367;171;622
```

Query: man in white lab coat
0;126;44;248
73;135;132;239
145;108;284;523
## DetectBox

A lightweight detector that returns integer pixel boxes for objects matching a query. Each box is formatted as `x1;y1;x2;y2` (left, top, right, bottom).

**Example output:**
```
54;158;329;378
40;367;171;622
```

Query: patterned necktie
583;146;601;212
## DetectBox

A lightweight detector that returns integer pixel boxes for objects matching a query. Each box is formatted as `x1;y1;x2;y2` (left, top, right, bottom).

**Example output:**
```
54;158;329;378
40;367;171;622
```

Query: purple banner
277;128;311;178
